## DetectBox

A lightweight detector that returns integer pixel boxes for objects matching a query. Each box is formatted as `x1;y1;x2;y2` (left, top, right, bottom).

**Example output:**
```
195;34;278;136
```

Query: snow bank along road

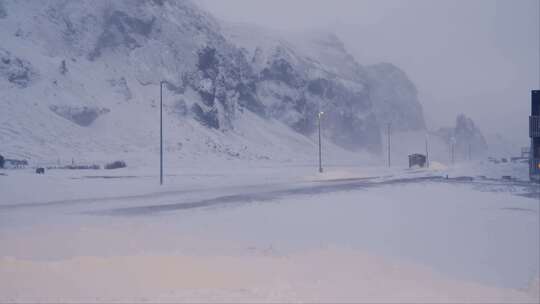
0;165;538;303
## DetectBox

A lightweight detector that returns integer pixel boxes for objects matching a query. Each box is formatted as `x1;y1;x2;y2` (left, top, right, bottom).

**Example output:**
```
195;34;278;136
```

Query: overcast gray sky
196;0;539;147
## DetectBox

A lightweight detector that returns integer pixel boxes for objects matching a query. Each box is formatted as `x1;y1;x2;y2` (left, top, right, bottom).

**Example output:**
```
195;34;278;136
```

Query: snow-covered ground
1;0;534;302
0;160;538;303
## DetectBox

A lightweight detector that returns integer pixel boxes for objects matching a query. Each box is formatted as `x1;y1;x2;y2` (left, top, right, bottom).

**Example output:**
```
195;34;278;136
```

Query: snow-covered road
0;164;538;302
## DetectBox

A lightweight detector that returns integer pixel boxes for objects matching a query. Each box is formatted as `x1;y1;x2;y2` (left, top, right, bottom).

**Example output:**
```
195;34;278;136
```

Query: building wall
530;90;540;181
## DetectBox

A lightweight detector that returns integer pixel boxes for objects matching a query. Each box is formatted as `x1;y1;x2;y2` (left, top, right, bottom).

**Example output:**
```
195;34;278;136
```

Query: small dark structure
0;154;4;169
35;167;45;174
529;90;540;182
408;153;427;168
105;160;127;170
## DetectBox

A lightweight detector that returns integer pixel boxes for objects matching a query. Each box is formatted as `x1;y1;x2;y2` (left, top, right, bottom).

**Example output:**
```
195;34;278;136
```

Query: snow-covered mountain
434;114;488;161
0;0;426;165
224;23;426;153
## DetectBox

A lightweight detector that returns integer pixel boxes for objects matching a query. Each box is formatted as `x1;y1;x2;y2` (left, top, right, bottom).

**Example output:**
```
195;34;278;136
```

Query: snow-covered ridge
1;0;427;164
224;22;427;152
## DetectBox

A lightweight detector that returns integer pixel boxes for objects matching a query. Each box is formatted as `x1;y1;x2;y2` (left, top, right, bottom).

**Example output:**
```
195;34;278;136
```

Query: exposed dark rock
191;103;219;129
59;59;68;75
49;105;110;127
173;99;188;116
198;89;215;107
307;78;329;97
261;58;304;88
0;48;37;88
0;0;7;18
256;57;378;151
187;44;264;129
89;11;155;60
236;81;263;115
197;46;219;79
108;77;132;100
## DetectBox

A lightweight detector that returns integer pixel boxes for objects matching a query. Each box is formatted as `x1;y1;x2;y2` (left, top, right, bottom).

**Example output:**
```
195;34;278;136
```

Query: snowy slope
1;0;434;166
0;0;371;166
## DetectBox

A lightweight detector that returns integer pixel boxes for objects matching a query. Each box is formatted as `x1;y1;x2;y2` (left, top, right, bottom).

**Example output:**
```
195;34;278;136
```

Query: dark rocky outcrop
59;59;68;75
0;0;7;18
246;44;383;152
184;45;263;129
89;11;155;60
365;63;425;131
49;105;110;127
0;48;37;88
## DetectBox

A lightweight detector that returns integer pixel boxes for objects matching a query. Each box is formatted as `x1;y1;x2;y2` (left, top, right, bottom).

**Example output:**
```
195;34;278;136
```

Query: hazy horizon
196;0;540;150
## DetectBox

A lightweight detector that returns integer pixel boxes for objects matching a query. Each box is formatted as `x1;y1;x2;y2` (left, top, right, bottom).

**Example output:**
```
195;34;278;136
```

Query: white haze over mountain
197;0;540;151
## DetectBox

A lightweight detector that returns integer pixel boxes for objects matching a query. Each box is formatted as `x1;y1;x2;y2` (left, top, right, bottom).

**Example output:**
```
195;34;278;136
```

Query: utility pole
468;143;472;161
425;134;429;168
450;137;456;165
451;143;454;165
318;111;324;173
160;80;164;185
387;123;391;167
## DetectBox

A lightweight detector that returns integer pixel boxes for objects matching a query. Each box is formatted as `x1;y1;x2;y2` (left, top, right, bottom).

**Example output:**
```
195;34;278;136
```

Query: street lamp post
387;123;391;167
425;133;429;168
450;136;456;165
318;111;324;173
160;80;164;185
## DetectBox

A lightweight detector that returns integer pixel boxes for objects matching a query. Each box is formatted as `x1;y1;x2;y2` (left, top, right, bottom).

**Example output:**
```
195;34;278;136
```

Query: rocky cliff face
365;63;425;131
224;25;425;153
435;114;488;160
0;0;427;160
0;48;38;88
